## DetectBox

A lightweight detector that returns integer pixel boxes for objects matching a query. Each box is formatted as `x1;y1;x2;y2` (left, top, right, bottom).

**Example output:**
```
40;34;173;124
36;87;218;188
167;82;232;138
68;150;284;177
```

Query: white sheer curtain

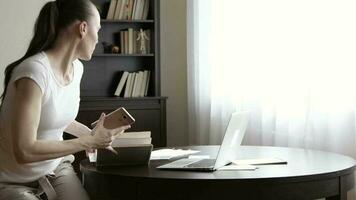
187;0;356;159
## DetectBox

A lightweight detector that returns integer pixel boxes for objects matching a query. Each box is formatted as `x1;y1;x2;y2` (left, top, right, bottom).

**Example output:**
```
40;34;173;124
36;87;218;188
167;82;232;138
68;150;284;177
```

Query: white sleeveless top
0;52;83;183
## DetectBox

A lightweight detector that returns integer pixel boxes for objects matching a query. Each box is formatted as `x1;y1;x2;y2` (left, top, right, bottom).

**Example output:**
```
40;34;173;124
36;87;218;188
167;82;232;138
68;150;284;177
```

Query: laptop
157;111;249;171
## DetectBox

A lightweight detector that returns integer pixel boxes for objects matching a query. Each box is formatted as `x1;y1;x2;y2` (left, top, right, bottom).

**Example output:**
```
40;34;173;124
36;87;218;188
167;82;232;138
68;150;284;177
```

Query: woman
0;0;129;199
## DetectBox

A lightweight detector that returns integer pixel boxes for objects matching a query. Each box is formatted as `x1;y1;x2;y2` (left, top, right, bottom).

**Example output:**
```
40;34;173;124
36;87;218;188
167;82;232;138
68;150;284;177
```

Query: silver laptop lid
213;111;249;170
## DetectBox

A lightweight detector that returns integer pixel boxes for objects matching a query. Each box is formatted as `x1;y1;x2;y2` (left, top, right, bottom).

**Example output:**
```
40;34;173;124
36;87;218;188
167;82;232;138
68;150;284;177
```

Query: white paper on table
232;158;287;165
218;165;257;171
150;149;200;160
188;155;210;159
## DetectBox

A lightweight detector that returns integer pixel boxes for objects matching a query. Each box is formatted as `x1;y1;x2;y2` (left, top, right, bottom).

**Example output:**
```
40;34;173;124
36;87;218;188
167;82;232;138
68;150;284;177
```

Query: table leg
326;175;348;200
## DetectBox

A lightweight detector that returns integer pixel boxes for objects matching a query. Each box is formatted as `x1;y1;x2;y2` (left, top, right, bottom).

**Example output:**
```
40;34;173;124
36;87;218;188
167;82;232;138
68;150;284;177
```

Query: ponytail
1;0;94;102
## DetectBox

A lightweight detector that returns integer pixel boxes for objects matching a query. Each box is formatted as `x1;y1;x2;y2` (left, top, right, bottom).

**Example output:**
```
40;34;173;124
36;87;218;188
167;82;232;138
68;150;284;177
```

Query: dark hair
1;0;95;102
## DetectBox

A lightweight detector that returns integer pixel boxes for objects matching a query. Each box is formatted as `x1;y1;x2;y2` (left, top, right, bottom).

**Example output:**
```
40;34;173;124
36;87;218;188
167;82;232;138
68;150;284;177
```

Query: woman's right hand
82;113;131;150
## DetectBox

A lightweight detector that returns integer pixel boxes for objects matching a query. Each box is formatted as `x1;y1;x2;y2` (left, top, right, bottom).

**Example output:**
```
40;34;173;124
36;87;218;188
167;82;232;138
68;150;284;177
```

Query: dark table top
81;145;356;182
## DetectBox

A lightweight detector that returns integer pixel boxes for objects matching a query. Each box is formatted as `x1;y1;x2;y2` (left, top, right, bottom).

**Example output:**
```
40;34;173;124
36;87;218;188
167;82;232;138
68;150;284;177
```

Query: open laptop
157;111;249;171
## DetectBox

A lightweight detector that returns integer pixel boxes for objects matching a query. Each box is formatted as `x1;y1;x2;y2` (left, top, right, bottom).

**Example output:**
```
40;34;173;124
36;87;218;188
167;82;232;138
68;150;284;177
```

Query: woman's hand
81;113;131;152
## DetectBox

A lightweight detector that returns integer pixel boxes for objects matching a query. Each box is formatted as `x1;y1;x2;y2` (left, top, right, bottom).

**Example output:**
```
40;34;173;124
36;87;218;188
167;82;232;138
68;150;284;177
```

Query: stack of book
119;28;150;54
112;131;151;147
114;70;151;97
106;0;150;20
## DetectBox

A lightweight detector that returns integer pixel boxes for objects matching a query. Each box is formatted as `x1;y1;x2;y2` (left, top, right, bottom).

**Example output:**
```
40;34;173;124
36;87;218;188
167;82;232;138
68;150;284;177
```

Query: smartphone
91;107;135;129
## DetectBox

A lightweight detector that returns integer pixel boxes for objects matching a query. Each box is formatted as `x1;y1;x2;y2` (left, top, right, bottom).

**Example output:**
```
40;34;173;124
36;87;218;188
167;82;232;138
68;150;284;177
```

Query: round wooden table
80;145;355;200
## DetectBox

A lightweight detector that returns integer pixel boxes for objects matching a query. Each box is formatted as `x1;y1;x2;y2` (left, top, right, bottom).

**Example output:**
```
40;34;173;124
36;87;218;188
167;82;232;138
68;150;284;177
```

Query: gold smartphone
91;107;135;129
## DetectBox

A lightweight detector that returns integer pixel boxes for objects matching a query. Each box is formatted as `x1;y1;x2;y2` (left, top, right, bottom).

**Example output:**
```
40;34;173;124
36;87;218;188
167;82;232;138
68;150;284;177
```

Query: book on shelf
131;72;139;97
127;72;134;97
106;0;118;20
144;70;150;96
106;0;149;21
125;0;135;20
141;0;149;20
114;71;129;96
137;71;144;97
128;28;134;54
124;73;133;97
130;72;138;97
120;30;125;54
117;28;151;54
124;30;129;54
119;0;128;20
113;0;123;20
115;70;151;97
140;70;148;97
133;0;144;20
112;131;152;147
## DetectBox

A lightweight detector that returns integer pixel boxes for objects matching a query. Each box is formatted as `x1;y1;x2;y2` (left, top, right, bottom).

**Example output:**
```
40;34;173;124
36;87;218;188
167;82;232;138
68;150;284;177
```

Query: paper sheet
218;165;257;171
232;157;287;165
150;149;200;160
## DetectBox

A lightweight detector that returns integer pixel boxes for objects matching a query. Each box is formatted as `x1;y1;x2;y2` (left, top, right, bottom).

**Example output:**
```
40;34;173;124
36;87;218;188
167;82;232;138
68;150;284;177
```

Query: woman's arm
65;120;92;137
11;78;129;164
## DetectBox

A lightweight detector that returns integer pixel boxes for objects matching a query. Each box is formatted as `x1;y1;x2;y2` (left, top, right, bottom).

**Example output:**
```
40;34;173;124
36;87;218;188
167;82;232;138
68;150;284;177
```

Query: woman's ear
79;21;88;39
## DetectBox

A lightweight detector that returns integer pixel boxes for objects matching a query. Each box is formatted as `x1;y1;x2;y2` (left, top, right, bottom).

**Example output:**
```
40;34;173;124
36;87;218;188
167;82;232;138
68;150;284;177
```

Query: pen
107;146;118;155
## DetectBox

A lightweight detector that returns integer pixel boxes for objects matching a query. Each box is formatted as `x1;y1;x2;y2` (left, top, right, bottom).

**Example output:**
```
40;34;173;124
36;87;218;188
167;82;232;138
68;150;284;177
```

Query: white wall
160;0;188;146
0;0;48;93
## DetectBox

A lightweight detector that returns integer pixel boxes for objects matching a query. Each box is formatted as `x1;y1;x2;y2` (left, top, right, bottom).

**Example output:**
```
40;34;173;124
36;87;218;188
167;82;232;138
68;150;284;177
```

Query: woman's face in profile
77;6;101;61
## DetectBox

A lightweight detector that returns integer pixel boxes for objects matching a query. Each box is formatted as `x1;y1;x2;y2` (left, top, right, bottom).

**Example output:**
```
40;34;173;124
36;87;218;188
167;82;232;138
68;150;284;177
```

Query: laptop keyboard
158;158;216;169
160;158;201;168
186;159;216;168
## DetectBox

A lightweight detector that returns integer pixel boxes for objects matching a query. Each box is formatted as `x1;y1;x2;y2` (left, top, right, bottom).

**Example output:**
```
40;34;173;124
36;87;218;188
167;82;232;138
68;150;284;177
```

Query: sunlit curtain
187;0;356;159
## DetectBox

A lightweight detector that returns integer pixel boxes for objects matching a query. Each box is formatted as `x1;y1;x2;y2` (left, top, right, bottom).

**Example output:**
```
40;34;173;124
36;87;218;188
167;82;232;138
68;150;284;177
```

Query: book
133;0;144;20
112;138;151;147
128;72;136;97
141;0;149;20
114;71;129;96
120;30;125;53
124;73;133;97
124;30;129;54
120;131;151;138
125;0;135;20
106;0;118;20
112;131;152;147
113;0;123;20
132;71;143;97
128;28;134;54
144;70;150;96
139;70;148;97
118;0;128;20
130;72;139;97
138;0;146;20
137;71;144;97
131;0;138;20
133;30;138;54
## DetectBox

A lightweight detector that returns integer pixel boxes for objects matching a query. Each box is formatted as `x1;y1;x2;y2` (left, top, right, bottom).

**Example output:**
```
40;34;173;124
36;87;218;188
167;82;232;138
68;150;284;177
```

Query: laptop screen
213;111;249;170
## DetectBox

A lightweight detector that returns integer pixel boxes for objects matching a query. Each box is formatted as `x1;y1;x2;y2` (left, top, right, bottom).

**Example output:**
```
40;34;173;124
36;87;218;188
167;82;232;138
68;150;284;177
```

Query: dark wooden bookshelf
67;0;165;174
101;19;155;23
93;53;155;57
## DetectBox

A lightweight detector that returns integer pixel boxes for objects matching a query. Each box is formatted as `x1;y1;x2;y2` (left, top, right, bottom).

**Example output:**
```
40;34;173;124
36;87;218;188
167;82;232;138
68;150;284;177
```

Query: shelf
93;53;154;57
81;96;167;101
101;19;154;23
